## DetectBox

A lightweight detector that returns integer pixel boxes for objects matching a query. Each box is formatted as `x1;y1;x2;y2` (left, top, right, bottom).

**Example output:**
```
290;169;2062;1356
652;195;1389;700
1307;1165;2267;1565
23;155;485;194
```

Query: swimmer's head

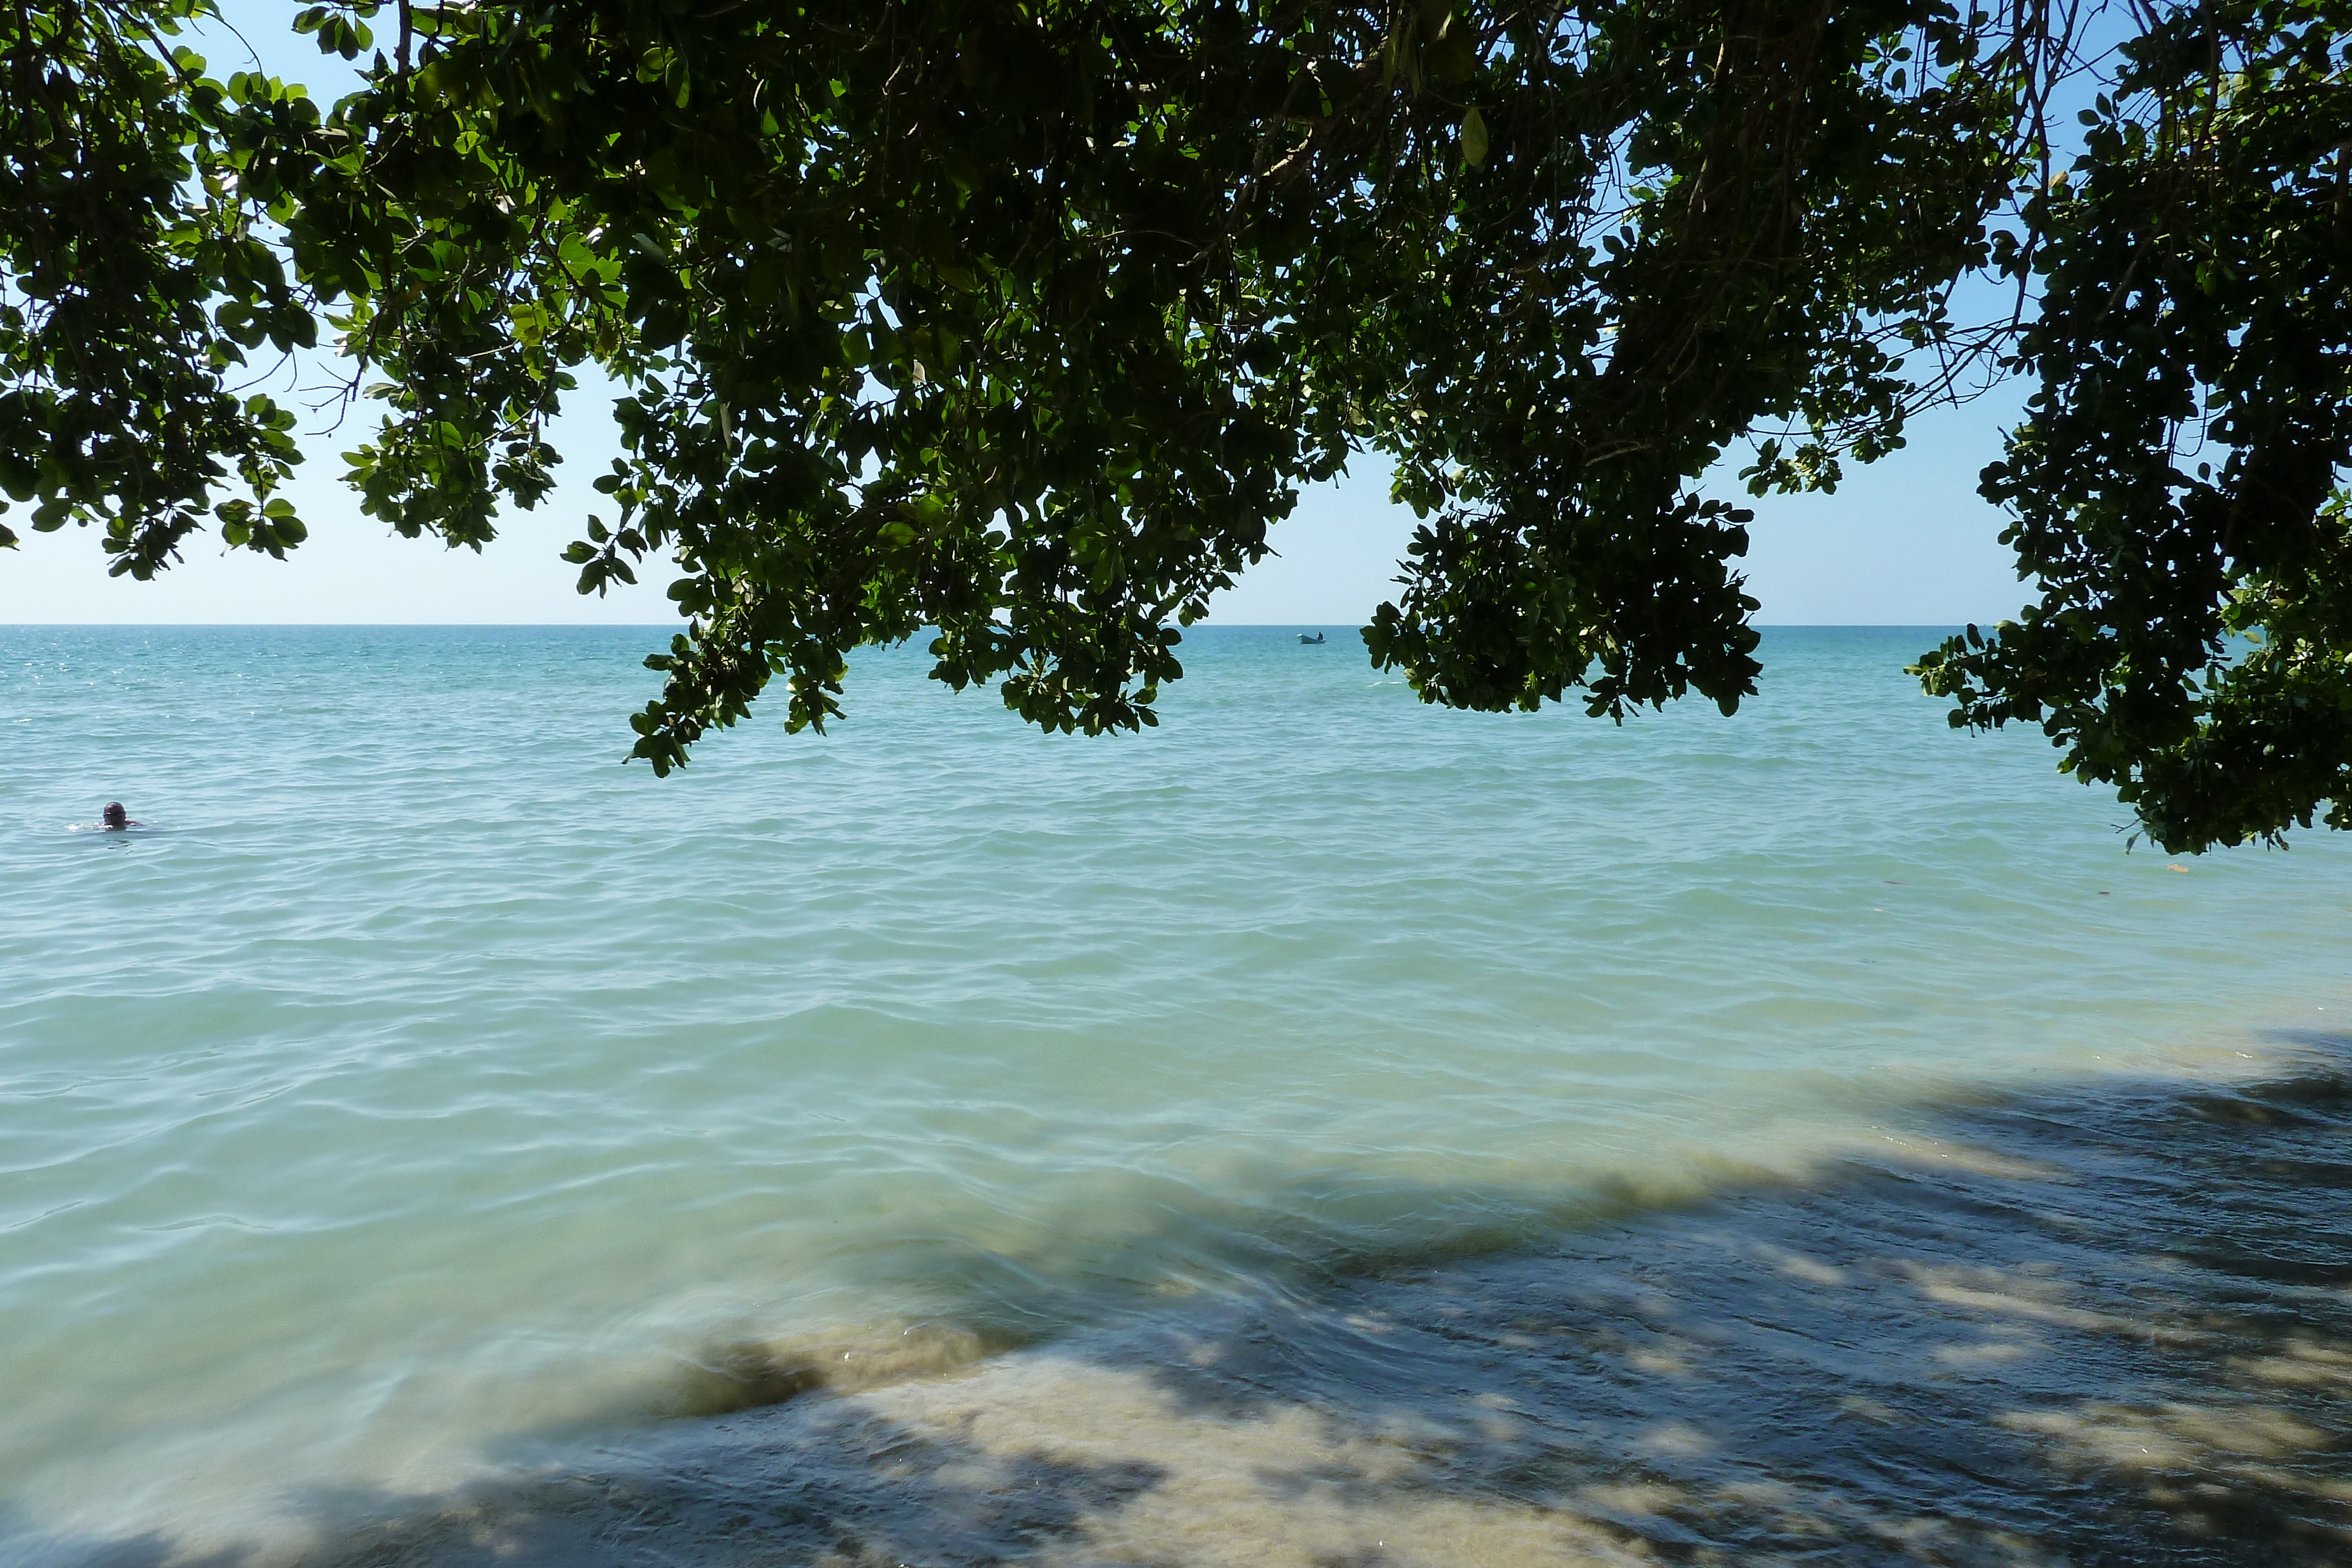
102;803;128;830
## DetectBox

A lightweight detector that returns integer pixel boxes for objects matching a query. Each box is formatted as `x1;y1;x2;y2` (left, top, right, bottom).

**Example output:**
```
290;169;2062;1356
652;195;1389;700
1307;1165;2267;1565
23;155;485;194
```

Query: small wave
662;1319;1017;1419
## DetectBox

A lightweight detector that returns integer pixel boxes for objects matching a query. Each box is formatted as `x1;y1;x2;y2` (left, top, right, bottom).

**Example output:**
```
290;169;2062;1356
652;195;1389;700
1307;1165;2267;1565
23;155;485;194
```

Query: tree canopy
5;0;2348;852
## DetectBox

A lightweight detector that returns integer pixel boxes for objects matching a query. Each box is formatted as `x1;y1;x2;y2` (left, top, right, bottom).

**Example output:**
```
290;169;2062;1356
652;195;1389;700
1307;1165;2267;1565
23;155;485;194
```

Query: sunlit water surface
3;626;2348;1566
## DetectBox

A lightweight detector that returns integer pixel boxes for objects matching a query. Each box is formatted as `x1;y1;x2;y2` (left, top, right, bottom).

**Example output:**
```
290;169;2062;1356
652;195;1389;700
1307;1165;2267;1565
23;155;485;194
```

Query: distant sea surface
4;625;2350;1567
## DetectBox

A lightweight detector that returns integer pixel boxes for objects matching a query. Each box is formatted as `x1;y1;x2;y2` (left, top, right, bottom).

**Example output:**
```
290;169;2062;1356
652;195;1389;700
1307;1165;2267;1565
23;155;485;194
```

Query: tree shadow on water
21;1039;2352;1568
1094;1037;2352;1567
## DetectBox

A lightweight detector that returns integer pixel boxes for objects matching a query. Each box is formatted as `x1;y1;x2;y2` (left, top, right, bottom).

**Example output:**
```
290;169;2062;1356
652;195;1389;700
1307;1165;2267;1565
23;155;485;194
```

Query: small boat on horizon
1298;631;1326;644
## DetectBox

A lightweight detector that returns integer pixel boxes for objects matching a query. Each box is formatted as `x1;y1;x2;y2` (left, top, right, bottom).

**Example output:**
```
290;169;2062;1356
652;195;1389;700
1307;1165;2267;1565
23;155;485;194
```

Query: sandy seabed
68;1035;2346;1568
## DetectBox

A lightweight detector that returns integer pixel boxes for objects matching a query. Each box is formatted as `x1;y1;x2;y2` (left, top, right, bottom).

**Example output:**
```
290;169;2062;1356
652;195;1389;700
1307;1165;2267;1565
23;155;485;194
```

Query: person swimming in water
100;802;141;830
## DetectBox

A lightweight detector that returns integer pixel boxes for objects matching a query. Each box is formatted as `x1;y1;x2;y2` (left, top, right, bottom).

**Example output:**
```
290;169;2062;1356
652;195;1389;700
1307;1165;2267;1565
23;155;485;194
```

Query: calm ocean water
3;624;2348;1566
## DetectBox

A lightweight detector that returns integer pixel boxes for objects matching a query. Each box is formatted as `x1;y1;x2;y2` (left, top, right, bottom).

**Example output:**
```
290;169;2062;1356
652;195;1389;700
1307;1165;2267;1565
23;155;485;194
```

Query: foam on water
2;626;2348;1563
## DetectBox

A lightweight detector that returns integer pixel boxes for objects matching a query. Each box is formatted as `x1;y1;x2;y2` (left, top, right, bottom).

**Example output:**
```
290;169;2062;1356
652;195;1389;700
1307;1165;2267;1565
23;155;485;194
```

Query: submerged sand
78;1039;2344;1568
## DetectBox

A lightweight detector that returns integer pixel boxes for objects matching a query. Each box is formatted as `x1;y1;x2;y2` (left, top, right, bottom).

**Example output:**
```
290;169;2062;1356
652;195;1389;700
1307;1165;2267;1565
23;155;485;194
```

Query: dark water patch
21;1044;2352;1567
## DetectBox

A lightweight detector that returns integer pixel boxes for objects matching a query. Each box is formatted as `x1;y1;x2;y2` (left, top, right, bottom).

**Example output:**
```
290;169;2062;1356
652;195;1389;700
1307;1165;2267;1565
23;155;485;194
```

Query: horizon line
0;620;1982;631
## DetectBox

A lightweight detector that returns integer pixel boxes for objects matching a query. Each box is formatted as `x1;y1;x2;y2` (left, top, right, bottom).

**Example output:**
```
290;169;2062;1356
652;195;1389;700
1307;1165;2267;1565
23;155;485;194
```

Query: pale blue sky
0;3;2038;630
0;394;2033;627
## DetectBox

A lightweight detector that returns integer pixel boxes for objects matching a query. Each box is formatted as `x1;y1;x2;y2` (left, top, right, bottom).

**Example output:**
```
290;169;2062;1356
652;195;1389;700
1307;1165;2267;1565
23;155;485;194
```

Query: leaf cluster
1915;0;2352;851
296;0;2030;769
13;1;2350;852
0;0;319;570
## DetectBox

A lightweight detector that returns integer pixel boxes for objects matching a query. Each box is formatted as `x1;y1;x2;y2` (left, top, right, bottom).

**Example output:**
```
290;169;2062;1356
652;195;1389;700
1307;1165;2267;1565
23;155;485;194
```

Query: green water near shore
3;624;2347;1563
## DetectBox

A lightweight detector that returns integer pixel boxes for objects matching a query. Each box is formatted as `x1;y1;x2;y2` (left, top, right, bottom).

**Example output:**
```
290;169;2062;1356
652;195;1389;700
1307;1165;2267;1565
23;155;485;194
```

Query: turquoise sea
3;624;2348;1566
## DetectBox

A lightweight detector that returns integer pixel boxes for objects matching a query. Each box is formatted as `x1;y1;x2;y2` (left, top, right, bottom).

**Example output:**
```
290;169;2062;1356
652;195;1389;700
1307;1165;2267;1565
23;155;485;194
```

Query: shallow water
273;1050;2352;1568
2;625;2348;1564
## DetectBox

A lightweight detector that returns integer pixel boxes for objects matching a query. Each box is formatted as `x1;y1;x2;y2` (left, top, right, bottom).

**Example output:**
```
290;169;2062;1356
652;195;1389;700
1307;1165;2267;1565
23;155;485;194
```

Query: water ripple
3;624;2350;1560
